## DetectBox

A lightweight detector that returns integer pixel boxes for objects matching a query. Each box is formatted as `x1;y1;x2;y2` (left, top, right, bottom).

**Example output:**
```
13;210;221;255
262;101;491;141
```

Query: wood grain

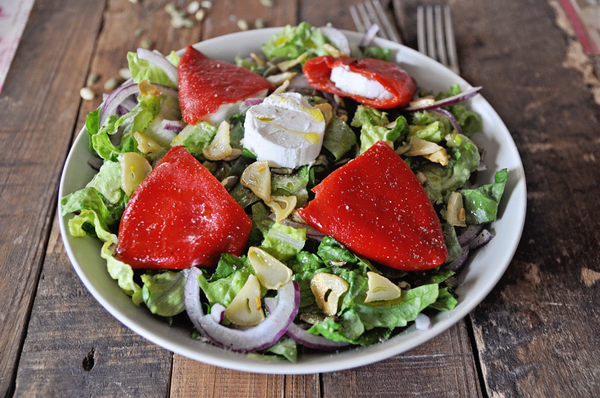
0;0;107;396
13;0;201;396
450;0;600;396
321;321;482;398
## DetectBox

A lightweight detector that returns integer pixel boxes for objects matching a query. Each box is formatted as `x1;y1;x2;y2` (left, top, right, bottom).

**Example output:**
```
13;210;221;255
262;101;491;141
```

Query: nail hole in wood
82;347;95;371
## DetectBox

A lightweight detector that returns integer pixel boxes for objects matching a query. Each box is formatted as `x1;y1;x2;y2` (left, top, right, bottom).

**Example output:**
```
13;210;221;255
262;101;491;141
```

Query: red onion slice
360;24;380;46
468;229;494;250
319;26;351;56
245;98;264;106
184;267;207;337
265;298;352;350
415;313;431;330
100;83;140;127
430;108;463;135
404;86;482;112
137;48;178;87
445;245;470;271
154;83;179;99
195;281;300;352
457;225;484;246
210;303;226;323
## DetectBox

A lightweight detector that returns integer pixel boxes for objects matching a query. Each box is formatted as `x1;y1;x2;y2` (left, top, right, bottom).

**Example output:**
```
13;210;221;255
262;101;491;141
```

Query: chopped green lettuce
170;122;217;156
460;169;508;224
141;270;188;317
127;51;179;88
322;115;357;160
261;22;330;61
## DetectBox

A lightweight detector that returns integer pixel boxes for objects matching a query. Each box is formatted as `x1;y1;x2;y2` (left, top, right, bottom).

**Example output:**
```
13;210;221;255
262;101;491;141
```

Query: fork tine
372;0;401;43
365;1;389;40
357;3;373;30
425;6;437;61
434;6;448;67
417;6;426;53
350;5;365;34
444;6;460;74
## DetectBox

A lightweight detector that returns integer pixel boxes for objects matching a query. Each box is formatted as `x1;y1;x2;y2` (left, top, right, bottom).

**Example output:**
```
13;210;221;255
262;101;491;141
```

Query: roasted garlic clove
364;272;402;303
203;121;233;161
248;247;293;290
120;152;152;196
310;273;349;316
241;160;271;202
225;274;265;326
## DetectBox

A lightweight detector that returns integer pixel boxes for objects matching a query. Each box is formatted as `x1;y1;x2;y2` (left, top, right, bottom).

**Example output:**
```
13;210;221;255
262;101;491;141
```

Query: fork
417;5;460;75
350;0;402;44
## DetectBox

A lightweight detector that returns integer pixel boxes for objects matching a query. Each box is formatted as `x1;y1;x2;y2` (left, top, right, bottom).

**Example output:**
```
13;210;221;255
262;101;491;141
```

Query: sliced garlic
310;273;349;316
277;52;307;71
241;160;271;202
134;131;163;154
445;191;467;227
266;71;297;86
203;121;233;160
248;247;293;290
265;195;297;222
120;152;152;196
314;103;333;125
364;272;402;303
405;136;450;166
225;274;265;326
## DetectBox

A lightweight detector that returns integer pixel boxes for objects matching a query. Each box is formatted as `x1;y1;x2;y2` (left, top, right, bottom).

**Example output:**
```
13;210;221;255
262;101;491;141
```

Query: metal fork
350;0;402;44
417;5;460;75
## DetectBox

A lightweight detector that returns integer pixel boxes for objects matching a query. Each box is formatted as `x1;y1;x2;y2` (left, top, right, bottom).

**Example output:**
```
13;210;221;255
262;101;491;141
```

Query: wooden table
2;0;599;396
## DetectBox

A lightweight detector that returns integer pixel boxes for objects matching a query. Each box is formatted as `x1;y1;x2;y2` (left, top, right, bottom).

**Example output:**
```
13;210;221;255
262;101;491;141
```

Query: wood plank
321;321;482;398
298;0;485;395
13;0;202;396
0;0;107;396
448;0;600;396
14;219;173;397
167;1;319;397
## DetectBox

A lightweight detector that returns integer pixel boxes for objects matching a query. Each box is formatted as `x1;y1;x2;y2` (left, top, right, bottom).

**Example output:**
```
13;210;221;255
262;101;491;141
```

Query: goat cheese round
243;92;326;168
330;65;393;100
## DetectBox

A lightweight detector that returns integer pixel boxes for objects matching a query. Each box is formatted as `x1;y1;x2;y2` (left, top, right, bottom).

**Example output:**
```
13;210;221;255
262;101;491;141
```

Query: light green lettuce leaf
197;254;256;307
266;338;298;363
322;115;357;160
261;22;330;61
127;51;178;88
141;270;189;317
171;122;217;157
86;161;123;204
261;223;306;262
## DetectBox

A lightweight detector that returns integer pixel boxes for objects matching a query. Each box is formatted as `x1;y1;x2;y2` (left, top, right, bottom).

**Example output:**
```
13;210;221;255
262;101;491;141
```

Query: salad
61;22;508;363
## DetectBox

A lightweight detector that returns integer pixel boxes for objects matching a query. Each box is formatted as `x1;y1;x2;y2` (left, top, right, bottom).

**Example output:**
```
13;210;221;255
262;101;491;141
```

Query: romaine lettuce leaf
127;51;178;88
261;22;330;61
460;168;508;224
170;122;217;156
322;114;357;160
141;270;188;317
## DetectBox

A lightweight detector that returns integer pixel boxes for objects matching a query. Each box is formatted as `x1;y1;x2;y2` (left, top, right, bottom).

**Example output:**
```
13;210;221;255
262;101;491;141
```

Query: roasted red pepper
302;55;416;108
178;46;275;125
298;140;448;271
302;55;417;108
115;146;252;269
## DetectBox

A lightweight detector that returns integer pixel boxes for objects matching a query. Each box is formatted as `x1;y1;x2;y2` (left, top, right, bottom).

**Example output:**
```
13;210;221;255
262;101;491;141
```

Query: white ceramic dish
58;28;527;374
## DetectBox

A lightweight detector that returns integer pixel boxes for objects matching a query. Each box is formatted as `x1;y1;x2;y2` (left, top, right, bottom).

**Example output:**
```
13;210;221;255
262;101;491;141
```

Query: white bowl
58;28;527;374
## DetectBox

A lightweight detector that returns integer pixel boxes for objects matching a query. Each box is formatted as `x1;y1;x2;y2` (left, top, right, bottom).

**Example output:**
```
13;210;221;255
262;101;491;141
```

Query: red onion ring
404;86;482;112
265;298;352;350
184;267;207;337
319;26;351;56
457;225;484;247
430;108;463;135
210;303;226;323
191;281;300;352
244;98;264;106
100;83;140;127
468;229;494;250
445;245;470;271
415;313;431;330
360;24;380;46
137;48;179;87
